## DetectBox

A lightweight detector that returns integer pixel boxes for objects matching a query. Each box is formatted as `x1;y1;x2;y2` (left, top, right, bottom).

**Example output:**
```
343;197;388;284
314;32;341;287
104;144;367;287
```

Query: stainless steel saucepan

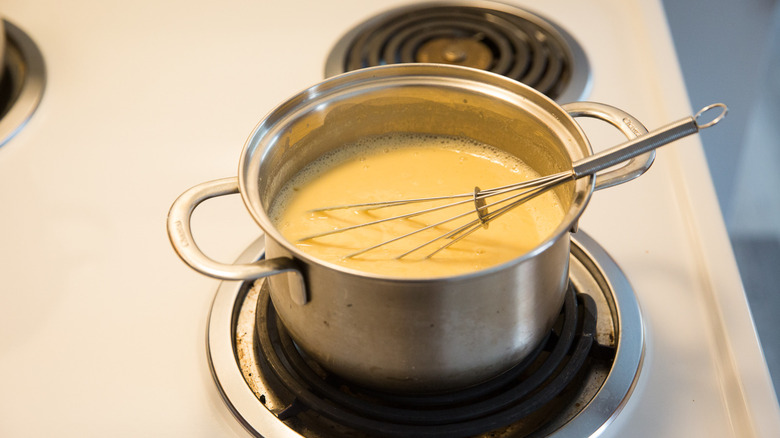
167;64;657;393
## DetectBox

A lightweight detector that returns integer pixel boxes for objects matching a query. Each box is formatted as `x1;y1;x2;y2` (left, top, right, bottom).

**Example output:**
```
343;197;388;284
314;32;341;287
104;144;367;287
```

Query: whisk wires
298;170;573;259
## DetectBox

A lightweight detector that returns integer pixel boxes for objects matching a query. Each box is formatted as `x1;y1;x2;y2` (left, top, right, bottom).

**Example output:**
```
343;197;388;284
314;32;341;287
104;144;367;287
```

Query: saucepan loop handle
166;177;307;305
561;102;653;191
563;102;727;188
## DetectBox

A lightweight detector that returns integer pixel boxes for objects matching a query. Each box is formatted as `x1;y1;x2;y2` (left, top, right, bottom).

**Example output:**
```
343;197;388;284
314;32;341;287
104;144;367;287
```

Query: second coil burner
324;1;591;102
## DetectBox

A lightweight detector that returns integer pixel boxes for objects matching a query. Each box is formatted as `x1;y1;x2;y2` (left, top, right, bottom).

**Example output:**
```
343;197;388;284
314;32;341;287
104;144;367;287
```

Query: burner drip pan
207;231;644;437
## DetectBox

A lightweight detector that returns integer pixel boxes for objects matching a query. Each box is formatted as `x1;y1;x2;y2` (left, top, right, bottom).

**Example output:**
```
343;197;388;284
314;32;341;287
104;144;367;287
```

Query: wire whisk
299;104;727;259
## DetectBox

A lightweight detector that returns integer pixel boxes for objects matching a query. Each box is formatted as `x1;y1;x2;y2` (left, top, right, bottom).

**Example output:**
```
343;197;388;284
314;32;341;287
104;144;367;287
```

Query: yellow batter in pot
269;134;565;278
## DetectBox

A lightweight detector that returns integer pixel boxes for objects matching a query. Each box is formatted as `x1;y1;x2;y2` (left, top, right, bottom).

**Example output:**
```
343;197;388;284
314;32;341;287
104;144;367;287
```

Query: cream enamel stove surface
208;232;643;437
1;0;779;437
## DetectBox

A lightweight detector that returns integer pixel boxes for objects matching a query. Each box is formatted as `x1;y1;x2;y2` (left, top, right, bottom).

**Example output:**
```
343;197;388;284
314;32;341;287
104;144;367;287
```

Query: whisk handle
572;103;727;178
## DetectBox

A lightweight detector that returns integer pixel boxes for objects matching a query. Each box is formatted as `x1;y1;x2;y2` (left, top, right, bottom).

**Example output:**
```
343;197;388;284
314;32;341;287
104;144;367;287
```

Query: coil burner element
207;231;646;438
324;1;590;102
